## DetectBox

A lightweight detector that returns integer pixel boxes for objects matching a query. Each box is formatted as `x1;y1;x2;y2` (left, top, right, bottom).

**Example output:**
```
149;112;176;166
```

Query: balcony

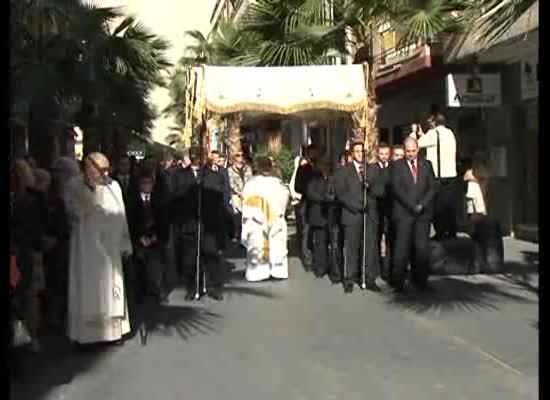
373;39;445;87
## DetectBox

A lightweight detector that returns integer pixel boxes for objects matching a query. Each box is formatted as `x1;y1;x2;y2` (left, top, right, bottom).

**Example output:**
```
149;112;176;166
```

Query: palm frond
471;0;537;45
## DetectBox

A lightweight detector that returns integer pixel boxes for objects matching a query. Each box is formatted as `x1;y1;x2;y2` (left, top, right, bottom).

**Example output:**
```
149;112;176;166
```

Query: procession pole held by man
194;119;206;300
360;143;369;290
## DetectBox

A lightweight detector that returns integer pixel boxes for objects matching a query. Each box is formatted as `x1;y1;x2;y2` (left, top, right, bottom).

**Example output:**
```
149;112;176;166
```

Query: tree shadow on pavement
11;335;112;400
497;249;539;295
385;277;537;314
133;302;222;346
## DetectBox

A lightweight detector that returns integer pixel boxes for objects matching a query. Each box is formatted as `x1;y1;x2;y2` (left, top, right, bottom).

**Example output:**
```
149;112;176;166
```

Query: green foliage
467;0;537;46
11;0;171;136
253;145;297;183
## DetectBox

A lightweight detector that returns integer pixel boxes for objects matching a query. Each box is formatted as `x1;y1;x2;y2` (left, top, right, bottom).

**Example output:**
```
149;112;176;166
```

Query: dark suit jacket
305;175;337;227
294;163;319;198
219;166;232;212
171;166;225;233
126;184;170;246
370;162;391;217
334;163;384;226
390;158;436;221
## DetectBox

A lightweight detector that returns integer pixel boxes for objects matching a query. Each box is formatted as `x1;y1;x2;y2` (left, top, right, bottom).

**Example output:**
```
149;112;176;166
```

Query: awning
198;64;368;115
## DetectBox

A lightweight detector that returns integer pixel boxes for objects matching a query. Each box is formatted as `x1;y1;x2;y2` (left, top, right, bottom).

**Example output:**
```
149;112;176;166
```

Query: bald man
389;138;436;292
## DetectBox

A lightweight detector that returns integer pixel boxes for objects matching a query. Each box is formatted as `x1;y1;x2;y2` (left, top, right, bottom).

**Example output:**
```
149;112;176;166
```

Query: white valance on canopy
197;64;368;115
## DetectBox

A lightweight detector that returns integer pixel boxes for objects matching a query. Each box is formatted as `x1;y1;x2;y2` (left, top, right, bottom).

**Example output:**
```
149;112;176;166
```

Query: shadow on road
11;335;112;400
133;302;222;346
385;276;537;314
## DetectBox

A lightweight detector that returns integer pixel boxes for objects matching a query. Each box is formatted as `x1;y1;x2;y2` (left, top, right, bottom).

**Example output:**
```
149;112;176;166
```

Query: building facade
366;3;538;238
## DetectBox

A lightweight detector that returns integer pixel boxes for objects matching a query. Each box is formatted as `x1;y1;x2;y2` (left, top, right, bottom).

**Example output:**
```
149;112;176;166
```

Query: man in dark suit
209;150;232;251
334;142;384;293
294;144;320;267
113;155;133;204
371;143;392;280
305;159;338;280
389;137;436;292
126;166;171;305
171;146;226;301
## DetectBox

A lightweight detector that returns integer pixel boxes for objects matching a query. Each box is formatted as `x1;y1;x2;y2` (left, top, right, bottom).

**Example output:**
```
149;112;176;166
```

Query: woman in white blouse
463;155;490;218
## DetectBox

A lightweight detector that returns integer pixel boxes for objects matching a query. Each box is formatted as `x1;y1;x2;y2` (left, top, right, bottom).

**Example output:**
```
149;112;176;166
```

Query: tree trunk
266;119;283;156
365;60;379;163
227;113;243;160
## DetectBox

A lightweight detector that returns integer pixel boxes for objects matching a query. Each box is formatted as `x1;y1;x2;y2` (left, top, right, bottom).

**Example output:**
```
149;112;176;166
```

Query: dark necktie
357;163;364;181
410;160;418;182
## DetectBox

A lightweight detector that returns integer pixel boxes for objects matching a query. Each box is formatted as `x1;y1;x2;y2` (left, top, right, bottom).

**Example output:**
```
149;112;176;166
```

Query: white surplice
64;177;133;344
241;175;290;282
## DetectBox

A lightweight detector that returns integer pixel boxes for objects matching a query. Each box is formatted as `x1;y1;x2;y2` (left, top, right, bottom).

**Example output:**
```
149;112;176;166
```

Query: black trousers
300;202;313;263
377;212;392;280
342;219;379;285
329;225;343;281
134;245;168;301
434;178;460;239
311;226;330;276
391;216;431;289
232;211;243;240
179;230;224;290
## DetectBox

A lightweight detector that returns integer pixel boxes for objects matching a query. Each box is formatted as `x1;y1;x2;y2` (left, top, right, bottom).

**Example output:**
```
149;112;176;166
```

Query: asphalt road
12;238;538;400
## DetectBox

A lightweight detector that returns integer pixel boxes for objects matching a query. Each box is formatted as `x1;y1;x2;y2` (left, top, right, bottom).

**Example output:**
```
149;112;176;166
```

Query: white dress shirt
407;158;418;180
353;160;363;177
140;193;151;202
418;125;457;179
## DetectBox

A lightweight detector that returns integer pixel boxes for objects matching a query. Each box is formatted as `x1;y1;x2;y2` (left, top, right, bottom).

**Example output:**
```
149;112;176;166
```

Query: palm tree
299;0;468;159
164;22;251;156
236;0;346;66
11;0;171;165
468;0;537;46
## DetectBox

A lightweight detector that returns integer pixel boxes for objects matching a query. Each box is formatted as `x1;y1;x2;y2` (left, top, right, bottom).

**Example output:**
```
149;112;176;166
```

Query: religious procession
10;1;538;399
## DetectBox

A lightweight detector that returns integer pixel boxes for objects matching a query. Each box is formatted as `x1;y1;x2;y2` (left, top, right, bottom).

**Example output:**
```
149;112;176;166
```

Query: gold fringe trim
206;99;368;116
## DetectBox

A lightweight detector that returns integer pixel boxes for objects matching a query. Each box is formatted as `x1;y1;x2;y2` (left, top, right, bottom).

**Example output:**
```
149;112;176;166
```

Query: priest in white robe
241;158;290;282
64;153;133;345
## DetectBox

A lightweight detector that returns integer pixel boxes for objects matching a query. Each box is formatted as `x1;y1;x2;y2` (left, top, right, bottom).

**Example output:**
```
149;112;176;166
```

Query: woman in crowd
44;158;80;329
11;159;46;352
464;153;490;219
65;152;133;347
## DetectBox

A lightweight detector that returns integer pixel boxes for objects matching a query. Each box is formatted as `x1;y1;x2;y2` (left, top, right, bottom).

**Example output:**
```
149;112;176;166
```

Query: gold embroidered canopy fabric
198;65;368;115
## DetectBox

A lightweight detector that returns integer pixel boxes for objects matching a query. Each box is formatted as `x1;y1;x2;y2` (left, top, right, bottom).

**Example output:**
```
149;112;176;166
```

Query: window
378;22;417;64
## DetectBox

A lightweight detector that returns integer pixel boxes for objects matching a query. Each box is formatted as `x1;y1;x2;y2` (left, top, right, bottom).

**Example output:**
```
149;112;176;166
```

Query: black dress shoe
344;283;354;293
365;281;381;292
185;291;197;301
207;289;224;301
329;276;342;284
389;280;405;293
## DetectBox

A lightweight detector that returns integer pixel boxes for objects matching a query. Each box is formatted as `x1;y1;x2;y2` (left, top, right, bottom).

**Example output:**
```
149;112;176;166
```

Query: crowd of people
10;111;493;361
293;112;491;294
9;144;274;355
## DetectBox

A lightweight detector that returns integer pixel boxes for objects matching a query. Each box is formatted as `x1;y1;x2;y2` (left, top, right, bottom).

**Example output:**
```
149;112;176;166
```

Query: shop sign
446;73;502;108
521;53;538;100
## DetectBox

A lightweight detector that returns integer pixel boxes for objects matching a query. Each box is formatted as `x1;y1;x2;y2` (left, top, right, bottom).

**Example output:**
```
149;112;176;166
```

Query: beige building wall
97;0;218;144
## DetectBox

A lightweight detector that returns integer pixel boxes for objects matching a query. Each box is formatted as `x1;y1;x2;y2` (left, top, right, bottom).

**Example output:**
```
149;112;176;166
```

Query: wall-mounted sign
446;73;502;108
521;52;538;100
